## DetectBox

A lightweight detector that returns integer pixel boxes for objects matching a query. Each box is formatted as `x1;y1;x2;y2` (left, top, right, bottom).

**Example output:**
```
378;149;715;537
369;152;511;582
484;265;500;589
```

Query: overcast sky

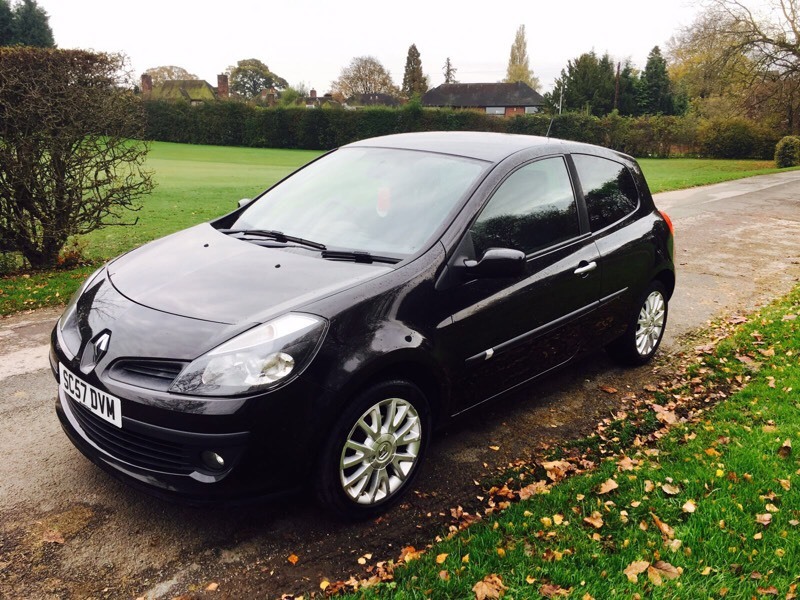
38;0;702;94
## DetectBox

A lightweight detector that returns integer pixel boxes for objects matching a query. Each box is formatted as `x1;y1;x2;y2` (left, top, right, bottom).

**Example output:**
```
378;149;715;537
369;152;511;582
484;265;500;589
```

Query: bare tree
331;56;398;98
144;65;198;86
0;48;154;268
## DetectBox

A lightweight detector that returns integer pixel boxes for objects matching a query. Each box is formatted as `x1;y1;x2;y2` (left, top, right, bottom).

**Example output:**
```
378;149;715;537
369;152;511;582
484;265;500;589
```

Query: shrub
697;118;779;159
774;135;800;168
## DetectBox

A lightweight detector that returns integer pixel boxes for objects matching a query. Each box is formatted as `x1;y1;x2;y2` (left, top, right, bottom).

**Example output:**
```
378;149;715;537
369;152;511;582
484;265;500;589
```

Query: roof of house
347;93;401;107
150;80;218;102
422;82;545;108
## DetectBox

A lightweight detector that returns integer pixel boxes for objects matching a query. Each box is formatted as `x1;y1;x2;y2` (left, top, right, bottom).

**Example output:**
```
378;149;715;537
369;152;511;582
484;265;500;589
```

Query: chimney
266;87;276;106
310;88;317;99
141;73;153;96
217;73;229;99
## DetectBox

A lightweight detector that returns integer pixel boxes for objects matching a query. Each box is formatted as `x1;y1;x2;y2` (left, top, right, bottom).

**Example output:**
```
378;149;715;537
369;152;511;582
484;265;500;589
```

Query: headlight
58;264;107;332
169;313;327;396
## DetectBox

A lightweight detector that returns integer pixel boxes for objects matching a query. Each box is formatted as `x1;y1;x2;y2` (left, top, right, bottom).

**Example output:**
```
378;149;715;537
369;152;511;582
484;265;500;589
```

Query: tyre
315;380;430;519
606;281;668;366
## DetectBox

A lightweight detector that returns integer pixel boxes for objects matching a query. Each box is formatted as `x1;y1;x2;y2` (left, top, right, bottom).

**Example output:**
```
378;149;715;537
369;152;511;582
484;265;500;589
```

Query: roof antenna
545;84;564;139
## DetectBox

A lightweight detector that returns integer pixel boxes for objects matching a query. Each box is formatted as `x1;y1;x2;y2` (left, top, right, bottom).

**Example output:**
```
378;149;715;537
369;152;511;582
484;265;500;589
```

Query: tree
0;48;154;268
0;0;13;46
504;24;540;91
669;0;800;131
144;65;198;86
443;57;458;84
639;46;678;114
227;58;288;99
548;51;616;116
10;0;53;47
331;56;398;98
401;43;427;97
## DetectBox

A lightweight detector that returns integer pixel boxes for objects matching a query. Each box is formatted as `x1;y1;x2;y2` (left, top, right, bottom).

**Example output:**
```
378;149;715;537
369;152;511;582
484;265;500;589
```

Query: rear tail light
659;210;674;236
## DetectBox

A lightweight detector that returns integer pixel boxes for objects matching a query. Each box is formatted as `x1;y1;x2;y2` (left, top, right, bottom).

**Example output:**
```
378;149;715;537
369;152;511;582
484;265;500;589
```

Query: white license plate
59;363;122;428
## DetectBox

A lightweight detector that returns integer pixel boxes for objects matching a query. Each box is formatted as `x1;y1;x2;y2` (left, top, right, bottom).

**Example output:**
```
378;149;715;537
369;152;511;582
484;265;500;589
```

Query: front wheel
606;281;668;366
315;380;430;519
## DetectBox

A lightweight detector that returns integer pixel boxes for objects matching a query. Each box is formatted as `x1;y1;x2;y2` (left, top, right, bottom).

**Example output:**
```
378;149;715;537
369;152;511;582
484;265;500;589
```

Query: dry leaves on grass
756;513;773;527
624;560;650;583
542;460;573;482
661;483;681;495
518;480;549;500
540;583;571;597
682;500;697;513
583;511;604;529
778;439;792;459
651;513;675;539
597;478;619;494
399;546;424;562
472;574;507;600
648;561;681;586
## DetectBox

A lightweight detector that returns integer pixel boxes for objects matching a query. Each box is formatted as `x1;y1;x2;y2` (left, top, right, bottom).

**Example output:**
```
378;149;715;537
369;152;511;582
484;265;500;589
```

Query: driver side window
470;157;579;258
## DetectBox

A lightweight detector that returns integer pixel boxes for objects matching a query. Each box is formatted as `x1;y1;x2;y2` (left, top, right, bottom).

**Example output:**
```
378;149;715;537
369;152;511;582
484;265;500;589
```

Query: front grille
67;395;196;475
107;359;187;391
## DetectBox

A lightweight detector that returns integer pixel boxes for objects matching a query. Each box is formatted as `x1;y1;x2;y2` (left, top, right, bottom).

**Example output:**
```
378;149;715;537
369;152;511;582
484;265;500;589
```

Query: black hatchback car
51;132;674;518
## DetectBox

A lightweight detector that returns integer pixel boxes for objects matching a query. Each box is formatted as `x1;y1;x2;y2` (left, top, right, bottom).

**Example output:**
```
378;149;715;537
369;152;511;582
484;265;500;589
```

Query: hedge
142;100;781;159
775;135;800;167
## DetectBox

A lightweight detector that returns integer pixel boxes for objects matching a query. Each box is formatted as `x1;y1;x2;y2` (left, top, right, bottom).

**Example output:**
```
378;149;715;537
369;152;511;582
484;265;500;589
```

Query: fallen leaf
757;587;779;596
701;566;712;576
600;385;618;394
540;516;553;528
540;583;571;597
782;314;797;321
648;561;680;586
205;582;219;592
729;315;747;324
778;479;791;491
439;570;450;581
399;546;423;562
518;480;549;500
488;445;500;451
553;513;564;526
542;460;573;482
472;574;507;600
645;480;655;493
319;580;330;591
651;513;675;539
661;483;681;496
584;511;604;528
778;439;792;459
617;456;636;472
767;376;776;388
42;530;65;544
644;383;659;392
624;560;650;583
436;553;448;564
756;513;773;527
287;554;299;565
525;575;536;584
682;500;697;514
597;478;619;495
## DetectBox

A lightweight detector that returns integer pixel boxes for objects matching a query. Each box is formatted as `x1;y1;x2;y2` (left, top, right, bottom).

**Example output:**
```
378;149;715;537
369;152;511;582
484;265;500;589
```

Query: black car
51;132;674;518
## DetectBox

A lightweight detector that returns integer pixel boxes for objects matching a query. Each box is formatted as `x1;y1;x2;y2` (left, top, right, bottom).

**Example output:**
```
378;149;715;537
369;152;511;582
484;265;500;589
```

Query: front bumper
51;332;332;505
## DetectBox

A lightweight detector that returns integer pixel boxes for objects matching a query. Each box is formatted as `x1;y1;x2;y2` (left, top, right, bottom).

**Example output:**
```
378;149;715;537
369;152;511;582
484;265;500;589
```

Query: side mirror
237;198;254;208
464;248;526;278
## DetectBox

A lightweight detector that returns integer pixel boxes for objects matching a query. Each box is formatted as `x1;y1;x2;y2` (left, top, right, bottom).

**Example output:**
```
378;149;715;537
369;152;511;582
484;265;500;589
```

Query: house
422;82;545;116
140;74;229;104
346;93;401;108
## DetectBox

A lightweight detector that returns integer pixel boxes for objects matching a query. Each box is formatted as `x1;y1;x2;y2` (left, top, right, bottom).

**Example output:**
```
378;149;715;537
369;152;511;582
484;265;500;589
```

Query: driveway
1;171;800;599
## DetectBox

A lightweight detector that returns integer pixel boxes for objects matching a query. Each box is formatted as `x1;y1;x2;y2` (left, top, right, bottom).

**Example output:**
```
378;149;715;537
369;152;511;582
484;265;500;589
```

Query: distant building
346;93;402;108
422;82;545;116
140;74;229;105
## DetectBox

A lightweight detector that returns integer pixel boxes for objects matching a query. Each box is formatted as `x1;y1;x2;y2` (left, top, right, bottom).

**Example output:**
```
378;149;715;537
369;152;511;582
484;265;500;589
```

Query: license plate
59;363;122;428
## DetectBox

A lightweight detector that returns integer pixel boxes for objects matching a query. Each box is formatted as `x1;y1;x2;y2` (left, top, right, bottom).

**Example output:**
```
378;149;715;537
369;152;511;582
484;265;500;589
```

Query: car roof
346;131;567;163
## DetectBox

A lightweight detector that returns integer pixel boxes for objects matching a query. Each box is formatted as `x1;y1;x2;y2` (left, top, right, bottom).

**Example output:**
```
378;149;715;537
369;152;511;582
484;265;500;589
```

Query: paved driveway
1;171;799;599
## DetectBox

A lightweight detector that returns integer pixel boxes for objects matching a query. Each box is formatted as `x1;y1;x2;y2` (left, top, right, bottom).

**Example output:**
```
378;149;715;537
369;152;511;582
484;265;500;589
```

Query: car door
440;155;602;413
571;153;650;344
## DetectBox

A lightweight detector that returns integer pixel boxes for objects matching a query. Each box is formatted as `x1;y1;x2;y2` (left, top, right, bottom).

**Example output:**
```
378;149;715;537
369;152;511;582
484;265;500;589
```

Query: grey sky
39;0;702;94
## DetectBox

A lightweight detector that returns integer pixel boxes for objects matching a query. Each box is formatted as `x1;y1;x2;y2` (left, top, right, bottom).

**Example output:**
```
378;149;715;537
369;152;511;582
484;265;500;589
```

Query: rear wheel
315;380;430;519
607;281;668;366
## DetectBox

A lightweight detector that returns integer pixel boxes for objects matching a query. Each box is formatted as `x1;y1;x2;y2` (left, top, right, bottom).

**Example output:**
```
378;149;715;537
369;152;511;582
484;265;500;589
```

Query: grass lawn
335;287;800;599
0;143;795;316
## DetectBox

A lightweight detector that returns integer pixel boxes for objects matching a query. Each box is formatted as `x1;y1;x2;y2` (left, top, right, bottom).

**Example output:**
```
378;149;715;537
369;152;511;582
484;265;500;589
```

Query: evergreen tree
0;0;13;46
616;60;641;116
639;46;675;114
504;24;539;91
549;51;615;116
401;44;427;97
442;57;458;84
11;0;54;47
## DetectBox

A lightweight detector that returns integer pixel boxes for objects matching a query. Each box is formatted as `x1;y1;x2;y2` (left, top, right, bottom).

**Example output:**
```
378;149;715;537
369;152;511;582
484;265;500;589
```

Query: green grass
639;158;798;193
341;287;800;599
0;144;794;316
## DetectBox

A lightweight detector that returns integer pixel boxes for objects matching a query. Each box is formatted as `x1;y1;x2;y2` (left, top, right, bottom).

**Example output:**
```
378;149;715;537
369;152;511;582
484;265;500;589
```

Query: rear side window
572;154;639;231
470;156;579;257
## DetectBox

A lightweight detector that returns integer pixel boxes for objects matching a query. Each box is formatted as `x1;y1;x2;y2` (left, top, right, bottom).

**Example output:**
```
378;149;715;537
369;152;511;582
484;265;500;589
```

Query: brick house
422;82;545;116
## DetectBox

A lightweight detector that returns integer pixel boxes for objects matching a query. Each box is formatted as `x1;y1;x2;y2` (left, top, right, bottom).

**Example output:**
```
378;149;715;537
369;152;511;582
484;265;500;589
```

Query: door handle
574;261;597;275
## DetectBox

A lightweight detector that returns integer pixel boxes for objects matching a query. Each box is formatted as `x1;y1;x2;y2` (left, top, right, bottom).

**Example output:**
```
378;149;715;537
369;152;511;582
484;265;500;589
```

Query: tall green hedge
142;100;780;159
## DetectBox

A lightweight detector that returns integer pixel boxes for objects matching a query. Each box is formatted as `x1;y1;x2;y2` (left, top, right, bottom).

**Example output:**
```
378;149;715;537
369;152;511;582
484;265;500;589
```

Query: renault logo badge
80;331;111;374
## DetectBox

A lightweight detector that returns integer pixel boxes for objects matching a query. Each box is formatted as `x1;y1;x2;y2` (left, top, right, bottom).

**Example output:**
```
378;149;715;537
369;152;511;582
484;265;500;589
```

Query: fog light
201;450;225;470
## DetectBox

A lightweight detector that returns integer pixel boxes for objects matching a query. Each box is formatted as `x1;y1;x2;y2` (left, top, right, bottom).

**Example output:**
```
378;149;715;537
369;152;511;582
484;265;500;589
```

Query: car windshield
232;147;487;256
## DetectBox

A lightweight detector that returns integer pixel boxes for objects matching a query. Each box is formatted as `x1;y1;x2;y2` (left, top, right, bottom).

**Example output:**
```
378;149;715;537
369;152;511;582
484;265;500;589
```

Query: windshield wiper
321;249;401;264
220;229;327;251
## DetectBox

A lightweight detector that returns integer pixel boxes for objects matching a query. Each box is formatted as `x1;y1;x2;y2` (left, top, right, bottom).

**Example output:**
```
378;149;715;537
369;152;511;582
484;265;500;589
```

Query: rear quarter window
572;154;639;231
